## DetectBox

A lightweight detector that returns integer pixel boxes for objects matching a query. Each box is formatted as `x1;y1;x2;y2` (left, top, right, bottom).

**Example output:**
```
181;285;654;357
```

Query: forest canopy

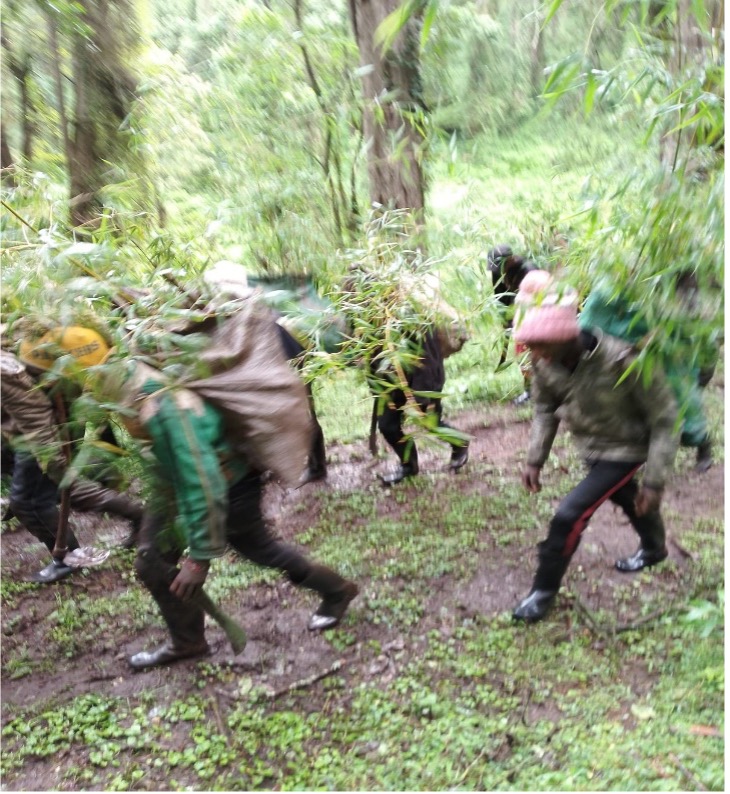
1;0;724;374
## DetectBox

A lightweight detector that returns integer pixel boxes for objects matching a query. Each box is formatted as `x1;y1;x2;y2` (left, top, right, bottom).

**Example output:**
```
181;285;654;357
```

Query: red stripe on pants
562;463;642;557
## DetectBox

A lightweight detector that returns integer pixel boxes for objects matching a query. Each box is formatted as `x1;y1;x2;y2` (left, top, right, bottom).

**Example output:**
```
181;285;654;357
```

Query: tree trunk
64;0;140;229
17;54;35;161
1;30;36;162
1;122;16;185
530;4;545;97
68;33;100;228
349;0;425;215
46;11;73;170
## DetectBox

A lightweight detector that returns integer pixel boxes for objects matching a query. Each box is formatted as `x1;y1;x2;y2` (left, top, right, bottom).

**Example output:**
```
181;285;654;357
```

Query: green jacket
527;331;679;489
579;285;714;446
137;375;247;561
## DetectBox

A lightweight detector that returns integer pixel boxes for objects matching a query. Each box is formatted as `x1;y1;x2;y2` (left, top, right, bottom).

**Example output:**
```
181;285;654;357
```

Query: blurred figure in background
488;245;538;405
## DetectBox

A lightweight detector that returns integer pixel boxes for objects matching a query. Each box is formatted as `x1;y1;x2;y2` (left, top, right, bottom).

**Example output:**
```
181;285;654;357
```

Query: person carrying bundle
3;328;143;582
92;290;358;670
341;266;470;486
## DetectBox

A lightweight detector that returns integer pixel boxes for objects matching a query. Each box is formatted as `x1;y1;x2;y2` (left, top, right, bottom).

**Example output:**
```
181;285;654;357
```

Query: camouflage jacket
527;331;679;489
0;351;61;472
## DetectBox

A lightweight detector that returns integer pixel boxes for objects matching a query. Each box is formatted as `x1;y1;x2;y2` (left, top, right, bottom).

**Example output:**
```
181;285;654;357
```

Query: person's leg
68;480;144;547
377;389;418;484
129;508;208;670
227;473;357;629
609;480;668;572
694;434;713;474
9;453;81;582
668;366;712;473
302;384;327;483
431;398;469;471
9;454;80;552
514;460;642;622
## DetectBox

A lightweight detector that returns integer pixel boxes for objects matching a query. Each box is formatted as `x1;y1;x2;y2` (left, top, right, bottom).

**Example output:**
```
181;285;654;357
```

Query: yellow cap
18;326;110;372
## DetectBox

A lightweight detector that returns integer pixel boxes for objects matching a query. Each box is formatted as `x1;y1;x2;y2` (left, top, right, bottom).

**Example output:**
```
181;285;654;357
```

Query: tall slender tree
348;0;426;215
57;0;141;227
1;22;37;161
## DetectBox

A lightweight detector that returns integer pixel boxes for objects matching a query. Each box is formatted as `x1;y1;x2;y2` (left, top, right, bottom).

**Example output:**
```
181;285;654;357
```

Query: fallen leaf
689;725;722;737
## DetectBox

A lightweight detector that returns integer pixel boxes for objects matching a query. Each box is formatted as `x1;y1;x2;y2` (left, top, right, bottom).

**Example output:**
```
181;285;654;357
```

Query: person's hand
635;486;662;517
522;465;542;493
170;558;209;601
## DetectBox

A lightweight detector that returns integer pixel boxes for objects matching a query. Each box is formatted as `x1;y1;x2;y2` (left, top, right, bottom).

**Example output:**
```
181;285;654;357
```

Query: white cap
203;261;254;300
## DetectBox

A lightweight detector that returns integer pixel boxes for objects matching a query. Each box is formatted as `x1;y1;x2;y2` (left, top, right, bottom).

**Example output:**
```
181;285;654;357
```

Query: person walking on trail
340;266;469;487
114;363;358;670
488;245;538;405
370;329;470;486
202;260;329;486
510;293;679;623
2;328;143;583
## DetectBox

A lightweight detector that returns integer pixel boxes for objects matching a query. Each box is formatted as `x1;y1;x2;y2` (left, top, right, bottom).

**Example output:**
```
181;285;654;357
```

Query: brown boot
299;564;359;631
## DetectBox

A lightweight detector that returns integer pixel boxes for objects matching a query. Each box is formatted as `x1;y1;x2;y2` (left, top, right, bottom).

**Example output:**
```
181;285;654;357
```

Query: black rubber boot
512;589;557;623
695;437;713;474
298;564;359;631
28;559;77;583
615;546;668;573
616;508;667;572
128;642;210;671
449;442;469;471
513;541;570;623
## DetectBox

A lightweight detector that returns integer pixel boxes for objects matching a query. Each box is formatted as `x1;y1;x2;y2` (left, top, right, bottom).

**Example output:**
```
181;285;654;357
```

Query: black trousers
532;460;666;591
8;453;80;554
135;471;315;649
276;324;326;474
377;390;456;465
8;452;142;556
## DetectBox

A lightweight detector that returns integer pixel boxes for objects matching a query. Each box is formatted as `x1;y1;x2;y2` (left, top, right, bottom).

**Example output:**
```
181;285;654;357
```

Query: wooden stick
668;753;707;791
52;392;72;564
265;659;345;700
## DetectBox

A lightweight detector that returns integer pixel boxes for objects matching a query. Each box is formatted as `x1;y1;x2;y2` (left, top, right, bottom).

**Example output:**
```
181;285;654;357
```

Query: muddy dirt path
1;399;723;716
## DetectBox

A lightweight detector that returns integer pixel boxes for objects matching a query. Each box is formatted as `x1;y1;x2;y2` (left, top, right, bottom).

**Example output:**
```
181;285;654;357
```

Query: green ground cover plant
1;72;723;789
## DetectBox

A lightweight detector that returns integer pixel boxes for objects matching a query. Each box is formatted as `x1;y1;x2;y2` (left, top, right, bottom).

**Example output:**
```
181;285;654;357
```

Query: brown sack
184;300;312;486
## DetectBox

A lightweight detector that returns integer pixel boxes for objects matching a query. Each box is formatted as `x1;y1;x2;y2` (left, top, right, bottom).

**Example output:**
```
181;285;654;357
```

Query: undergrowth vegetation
1;595;723;790
1;358;724;790
0;0;724;787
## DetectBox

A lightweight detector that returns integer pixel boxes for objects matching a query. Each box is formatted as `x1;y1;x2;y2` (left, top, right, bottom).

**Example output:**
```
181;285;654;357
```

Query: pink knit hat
515;270;554;304
513;303;580;345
